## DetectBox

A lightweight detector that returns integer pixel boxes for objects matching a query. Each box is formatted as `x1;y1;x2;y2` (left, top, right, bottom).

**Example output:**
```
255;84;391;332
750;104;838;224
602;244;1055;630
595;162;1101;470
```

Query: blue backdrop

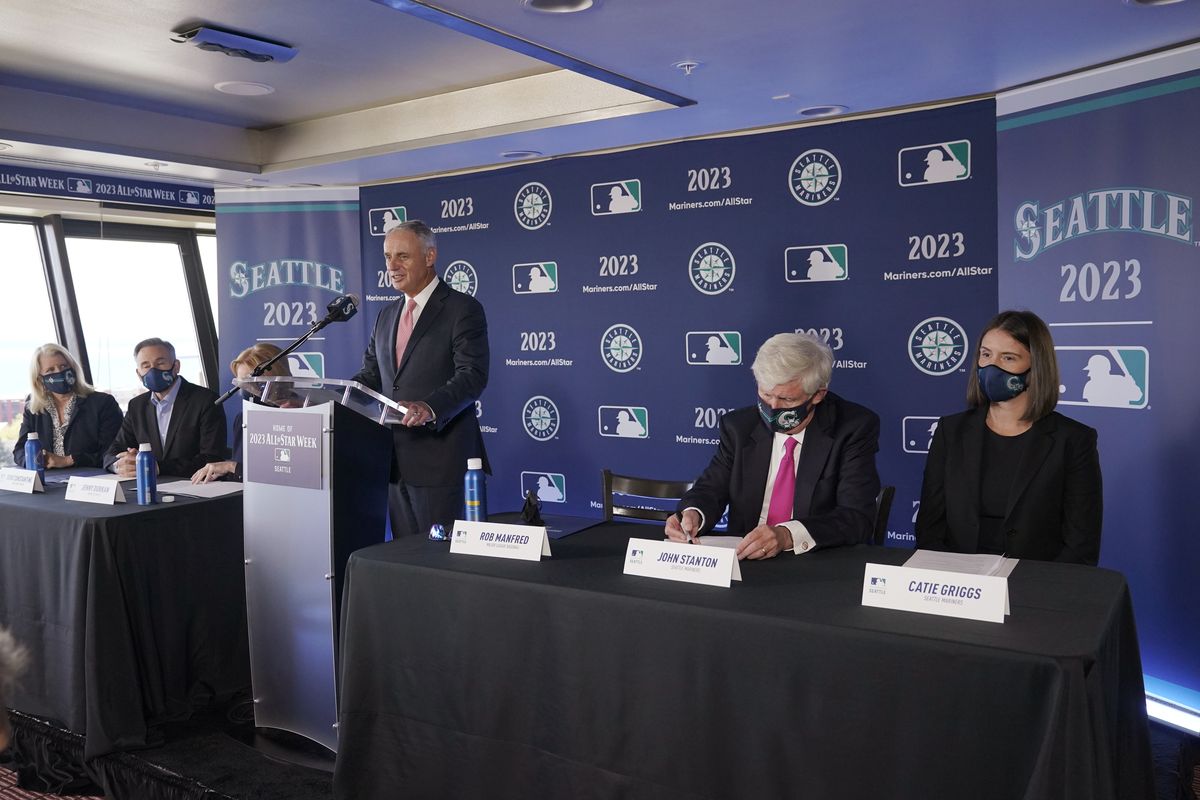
997;72;1200;711
357;99;998;538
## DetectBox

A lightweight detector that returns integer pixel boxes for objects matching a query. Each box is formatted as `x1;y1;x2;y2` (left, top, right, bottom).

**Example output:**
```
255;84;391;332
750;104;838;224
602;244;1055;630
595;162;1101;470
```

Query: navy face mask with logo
142;368;177;393
41;368;77;395
757;397;816;434
977;364;1029;403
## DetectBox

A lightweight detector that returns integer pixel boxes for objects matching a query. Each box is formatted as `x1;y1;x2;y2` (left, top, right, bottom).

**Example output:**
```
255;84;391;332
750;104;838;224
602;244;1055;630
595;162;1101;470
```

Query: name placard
860;563;1008;623
450;520;551;561
623;537;742;588
65;476;127;505
0;467;44;494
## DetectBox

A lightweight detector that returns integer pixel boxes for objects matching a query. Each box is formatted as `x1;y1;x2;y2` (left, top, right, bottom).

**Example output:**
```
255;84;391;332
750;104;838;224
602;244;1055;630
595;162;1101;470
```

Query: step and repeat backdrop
997;73;1199;712
353;99;998;539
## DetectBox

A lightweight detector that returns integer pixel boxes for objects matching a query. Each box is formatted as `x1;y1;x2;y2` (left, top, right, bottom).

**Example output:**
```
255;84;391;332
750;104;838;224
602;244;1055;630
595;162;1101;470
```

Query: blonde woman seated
191;343;292;483
13;343;122;469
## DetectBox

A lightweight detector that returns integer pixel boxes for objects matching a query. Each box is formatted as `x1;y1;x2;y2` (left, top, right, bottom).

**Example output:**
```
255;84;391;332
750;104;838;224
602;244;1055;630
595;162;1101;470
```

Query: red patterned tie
766;436;798;526
394;300;417;367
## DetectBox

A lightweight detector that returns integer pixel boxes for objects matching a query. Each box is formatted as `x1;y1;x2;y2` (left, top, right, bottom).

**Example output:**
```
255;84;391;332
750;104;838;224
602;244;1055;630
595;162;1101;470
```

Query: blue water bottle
464;457;486;522
24;432;45;483
136;443;157;506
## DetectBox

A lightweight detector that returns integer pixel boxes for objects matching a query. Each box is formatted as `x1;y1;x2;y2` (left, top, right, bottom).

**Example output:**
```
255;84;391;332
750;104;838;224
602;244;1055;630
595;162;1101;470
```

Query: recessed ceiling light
797;104;848;118
145;160;170;170
215;81;275;96
1123;0;1186;5
500;150;544;159
771;93;792;101
521;0;598;12
244;177;270;184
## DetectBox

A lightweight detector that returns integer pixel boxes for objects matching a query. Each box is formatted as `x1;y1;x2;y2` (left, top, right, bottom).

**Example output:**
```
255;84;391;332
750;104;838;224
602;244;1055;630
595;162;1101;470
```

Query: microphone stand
215;313;339;406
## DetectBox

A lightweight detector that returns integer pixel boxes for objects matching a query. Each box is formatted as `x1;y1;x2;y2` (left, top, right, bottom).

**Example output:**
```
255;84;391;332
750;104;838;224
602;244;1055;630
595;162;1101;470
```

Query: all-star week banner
997;72;1200;711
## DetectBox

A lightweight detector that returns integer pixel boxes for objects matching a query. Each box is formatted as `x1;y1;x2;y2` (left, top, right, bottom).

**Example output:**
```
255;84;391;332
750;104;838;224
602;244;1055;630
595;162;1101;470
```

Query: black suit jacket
678;392;881;548
13;392;123;468
103;378;229;478
915;408;1102;565
353;281;489;487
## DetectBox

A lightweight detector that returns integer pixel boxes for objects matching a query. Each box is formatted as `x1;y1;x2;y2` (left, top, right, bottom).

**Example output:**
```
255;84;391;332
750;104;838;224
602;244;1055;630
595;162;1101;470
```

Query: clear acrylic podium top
235;377;408;426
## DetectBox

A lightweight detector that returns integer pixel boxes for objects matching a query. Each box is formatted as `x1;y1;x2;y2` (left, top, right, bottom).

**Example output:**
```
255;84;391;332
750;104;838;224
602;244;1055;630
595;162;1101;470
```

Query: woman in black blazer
915;310;1102;565
12;343;122;469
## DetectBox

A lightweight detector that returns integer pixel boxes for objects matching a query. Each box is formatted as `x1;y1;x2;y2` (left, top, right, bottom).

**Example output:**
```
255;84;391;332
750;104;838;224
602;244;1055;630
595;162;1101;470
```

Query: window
0;221;58;467
197;233;219;338
67;234;206;411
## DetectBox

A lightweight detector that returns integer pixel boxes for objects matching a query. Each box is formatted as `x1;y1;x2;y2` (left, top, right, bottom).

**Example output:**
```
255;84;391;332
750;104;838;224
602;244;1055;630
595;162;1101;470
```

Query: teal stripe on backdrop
998;73;1200;131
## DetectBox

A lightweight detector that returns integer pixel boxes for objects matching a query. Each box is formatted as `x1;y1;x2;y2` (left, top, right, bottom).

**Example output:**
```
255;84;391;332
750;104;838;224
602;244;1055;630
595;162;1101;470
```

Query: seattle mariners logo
522;395;560;441
514;182;552;230
789;149;841;206
908;317;968;376
443;260;477;296
601;324;643;372
689;242;736;294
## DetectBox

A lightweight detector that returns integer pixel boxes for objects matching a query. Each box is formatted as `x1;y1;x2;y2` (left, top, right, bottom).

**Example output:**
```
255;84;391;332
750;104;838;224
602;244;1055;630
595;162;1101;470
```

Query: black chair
872;485;896;545
601;469;694;523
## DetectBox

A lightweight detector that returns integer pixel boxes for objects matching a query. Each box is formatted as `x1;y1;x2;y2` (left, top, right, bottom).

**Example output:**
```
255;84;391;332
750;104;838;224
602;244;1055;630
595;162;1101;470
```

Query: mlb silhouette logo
686;332;742;365
590;180;642;215
1055;346;1148;409
785;244;848;282
870;577;887;587
598;406;649;438
179;190;201;205
902;416;941;454
513;262;559;294
520;471;566;503
274;448;291;463
368;206;408;235
286;352;324;379
898;140;971;186
67;178;93;194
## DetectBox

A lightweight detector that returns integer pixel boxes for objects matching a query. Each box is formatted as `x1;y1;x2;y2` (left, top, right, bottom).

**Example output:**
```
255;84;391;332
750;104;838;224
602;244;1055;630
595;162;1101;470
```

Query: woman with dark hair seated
12;343;122;469
916;310;1103;565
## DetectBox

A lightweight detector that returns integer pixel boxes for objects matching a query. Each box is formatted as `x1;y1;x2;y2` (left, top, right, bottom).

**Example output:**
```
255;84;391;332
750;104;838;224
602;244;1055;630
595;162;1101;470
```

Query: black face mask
757;396;816;434
41;368;77;395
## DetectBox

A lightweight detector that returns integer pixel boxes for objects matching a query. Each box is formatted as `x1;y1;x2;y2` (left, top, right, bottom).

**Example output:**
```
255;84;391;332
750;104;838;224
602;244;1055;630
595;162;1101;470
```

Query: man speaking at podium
666;332;880;559
354;220;490;538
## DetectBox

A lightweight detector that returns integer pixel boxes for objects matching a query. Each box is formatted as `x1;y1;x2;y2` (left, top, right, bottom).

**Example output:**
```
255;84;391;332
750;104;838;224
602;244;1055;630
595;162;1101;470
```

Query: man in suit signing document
666;332;880;559
354;220;490;538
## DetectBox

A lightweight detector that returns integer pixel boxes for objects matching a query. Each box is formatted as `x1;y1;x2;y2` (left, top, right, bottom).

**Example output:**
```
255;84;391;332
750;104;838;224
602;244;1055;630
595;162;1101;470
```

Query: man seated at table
666;331;881;560
104;338;228;478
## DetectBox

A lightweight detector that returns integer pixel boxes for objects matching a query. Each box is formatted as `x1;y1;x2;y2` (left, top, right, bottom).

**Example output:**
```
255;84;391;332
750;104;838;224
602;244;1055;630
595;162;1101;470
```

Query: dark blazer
12;392;123;468
678;391;881;548
915;408;1102;565
103;378;229;478
353;280;489;487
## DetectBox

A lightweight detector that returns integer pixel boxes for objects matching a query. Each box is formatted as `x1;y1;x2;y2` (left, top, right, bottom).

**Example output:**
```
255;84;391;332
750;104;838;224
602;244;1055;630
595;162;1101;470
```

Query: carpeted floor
3;706;1197;799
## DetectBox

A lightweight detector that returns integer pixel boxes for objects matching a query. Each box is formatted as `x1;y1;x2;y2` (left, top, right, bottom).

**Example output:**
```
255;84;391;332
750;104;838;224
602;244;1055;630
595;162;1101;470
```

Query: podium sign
244;409;324;489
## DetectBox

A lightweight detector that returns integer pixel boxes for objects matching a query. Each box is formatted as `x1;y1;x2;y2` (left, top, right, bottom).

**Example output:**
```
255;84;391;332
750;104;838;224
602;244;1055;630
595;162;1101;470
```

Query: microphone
324;293;359;323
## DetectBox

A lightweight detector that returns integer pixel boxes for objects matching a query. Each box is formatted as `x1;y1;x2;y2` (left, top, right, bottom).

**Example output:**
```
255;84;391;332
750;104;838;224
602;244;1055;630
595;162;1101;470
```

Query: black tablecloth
332;523;1153;800
0;482;250;769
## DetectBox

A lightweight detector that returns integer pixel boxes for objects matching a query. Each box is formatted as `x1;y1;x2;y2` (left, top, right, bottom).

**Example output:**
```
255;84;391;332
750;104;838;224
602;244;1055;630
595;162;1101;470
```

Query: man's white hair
751;332;833;395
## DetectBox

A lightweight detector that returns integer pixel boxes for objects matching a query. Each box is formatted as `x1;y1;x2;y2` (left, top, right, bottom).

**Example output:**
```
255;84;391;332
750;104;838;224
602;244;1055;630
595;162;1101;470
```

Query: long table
332;522;1153;800
0;481;250;783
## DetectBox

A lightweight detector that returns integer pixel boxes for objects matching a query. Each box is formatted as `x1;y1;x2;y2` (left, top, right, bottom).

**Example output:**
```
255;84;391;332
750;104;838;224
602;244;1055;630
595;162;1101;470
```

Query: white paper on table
690;535;742;549
156;479;245;498
905;550;1014;576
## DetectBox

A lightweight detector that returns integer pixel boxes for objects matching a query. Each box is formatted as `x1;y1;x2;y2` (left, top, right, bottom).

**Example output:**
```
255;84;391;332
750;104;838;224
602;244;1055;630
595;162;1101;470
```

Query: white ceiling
0;0;1199;190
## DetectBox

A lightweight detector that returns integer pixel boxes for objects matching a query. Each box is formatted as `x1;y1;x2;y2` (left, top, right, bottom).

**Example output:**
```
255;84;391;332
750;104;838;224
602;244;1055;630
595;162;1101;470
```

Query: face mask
977;363;1029;403
757;397;815;434
142;368;176;393
41;368;77;395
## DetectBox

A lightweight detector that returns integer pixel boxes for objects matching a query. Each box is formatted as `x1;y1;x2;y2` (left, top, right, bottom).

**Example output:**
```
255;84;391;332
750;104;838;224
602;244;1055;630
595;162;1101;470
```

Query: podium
239;377;401;753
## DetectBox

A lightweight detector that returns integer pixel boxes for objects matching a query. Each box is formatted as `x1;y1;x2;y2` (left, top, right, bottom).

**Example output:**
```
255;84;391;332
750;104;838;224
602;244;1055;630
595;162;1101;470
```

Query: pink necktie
395;300;417;367
766;436;798;526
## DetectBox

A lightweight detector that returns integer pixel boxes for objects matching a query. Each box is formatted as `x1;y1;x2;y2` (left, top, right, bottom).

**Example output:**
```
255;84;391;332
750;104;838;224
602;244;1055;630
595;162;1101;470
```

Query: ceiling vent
170;25;297;63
